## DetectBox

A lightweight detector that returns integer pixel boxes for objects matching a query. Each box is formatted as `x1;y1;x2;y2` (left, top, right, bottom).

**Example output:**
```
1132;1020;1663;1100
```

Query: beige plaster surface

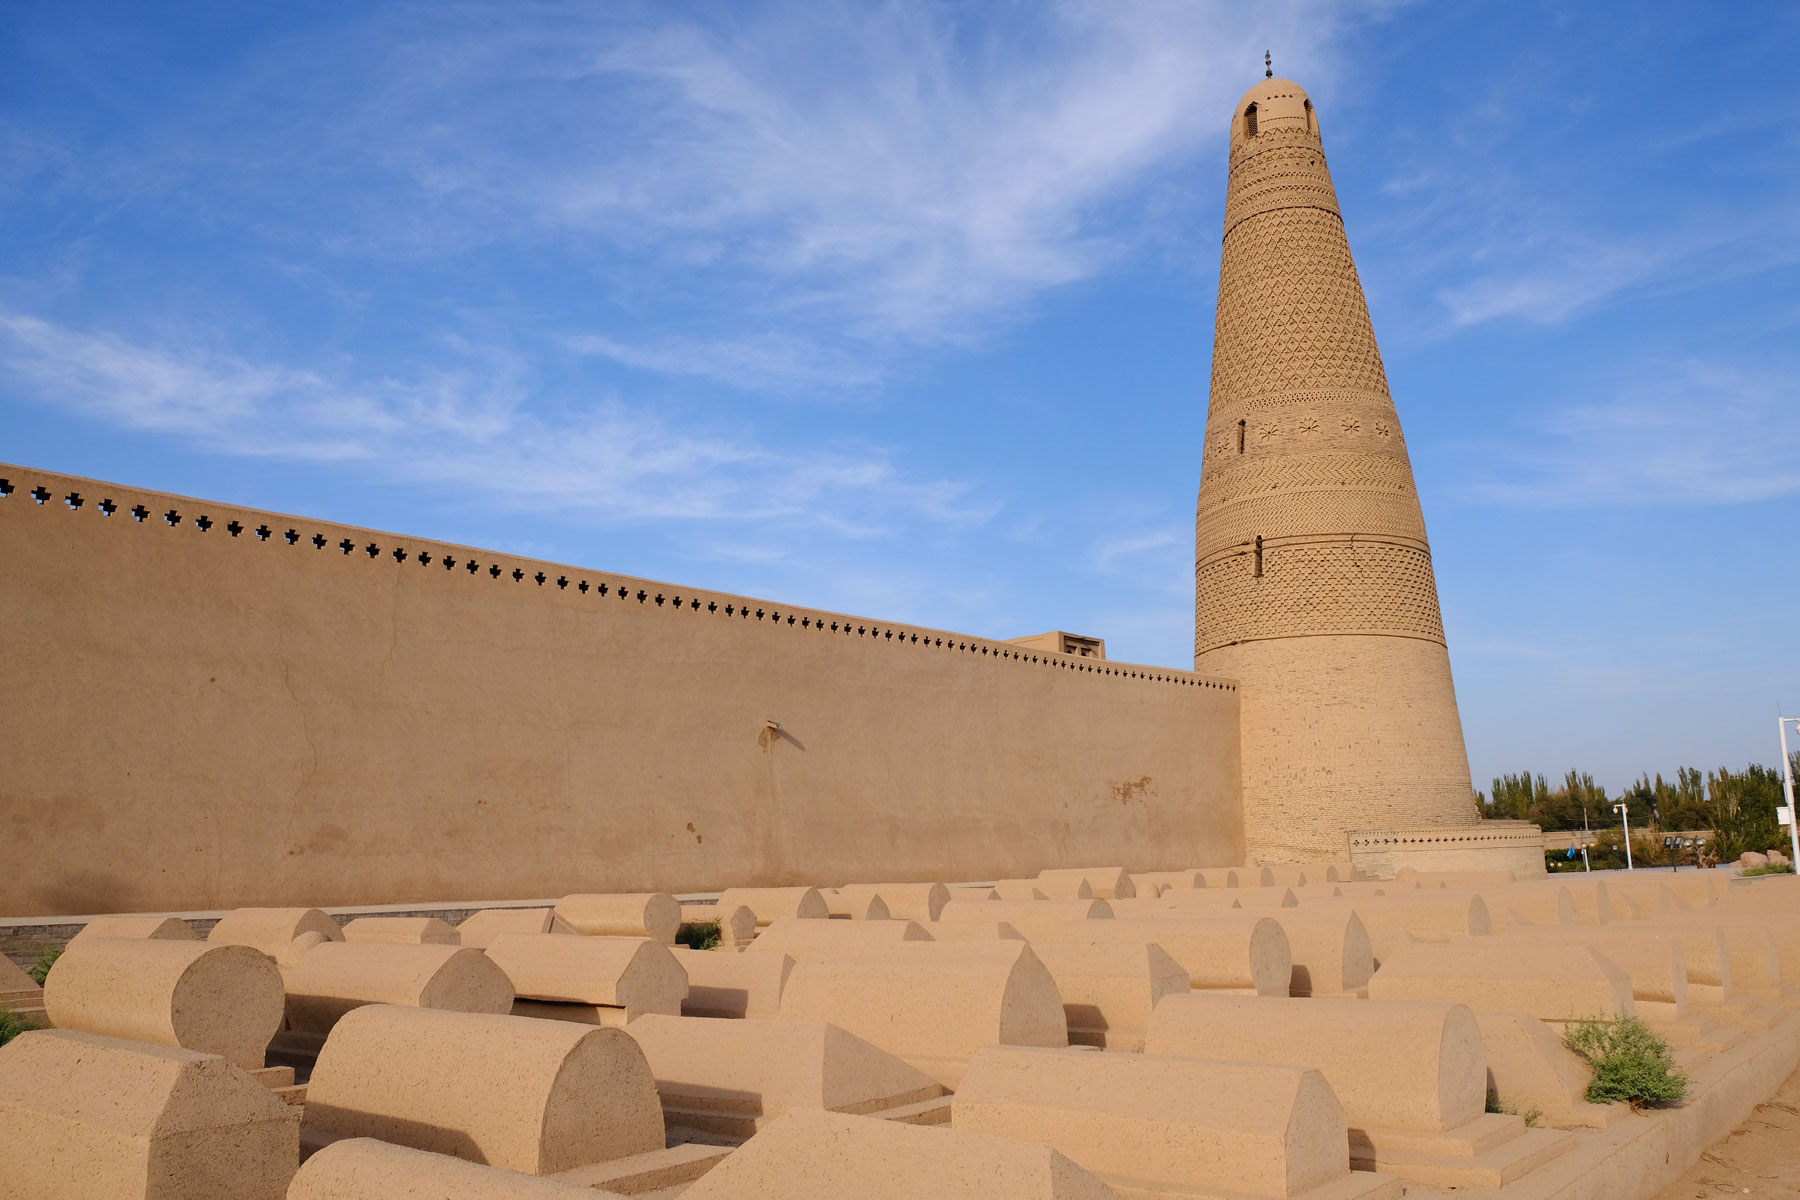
678;1109;1124;1200
1114;886;1296;915
280;941;515;1035
1030;940;1189;1051
1616;873;1716;911
1036;868;1137;900
1668;912;1800;997
1130;870;1208;892
552;894;681;943
624;1014;944;1133
822;889;890;920
1494;884;1583;929
673;947;794;1017
835;882;951;923
1267;908;1374;996
1146;993;1487;1133
1069;914;1292;994
454;908;554;949
995;880;1061;900
945;885;1000;902
483;933;686;1016
938;898;1112;944
0;954;36;991
207;907;342;957
954;1045;1354;1199
1637;920;1733;988
748;916;934;960
341;916;459;945
1368;940;1634;1020
1661;917;1783;1000
928;920;1025;941
0;465;1246;915
304;1005;664;1175
45;937;285;1070
67;915;198;945
289;1138;619;1199
0;1029;298;1200
1397;869;1515;888
716;887;829;926
1316;893;1490;961
777;941;1068;1087
1500;927;1689;1009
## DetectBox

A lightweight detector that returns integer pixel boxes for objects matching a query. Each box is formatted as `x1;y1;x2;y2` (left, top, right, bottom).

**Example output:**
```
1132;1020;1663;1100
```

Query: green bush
0;1003;44;1048
27;946;62;987
1484;1088;1542;1126
1563;1016;1687;1109
1741;863;1796;877
675;921;721;951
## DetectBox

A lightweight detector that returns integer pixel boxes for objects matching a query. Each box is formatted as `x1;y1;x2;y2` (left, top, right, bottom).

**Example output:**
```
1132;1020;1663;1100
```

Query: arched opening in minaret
1237;418;1246;453
1303;99;1313;132
1254;536;1264;577
1244;103;1258;137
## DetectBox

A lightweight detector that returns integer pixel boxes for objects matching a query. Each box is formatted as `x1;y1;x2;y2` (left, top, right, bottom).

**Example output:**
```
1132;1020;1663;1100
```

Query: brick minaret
1195;76;1476;861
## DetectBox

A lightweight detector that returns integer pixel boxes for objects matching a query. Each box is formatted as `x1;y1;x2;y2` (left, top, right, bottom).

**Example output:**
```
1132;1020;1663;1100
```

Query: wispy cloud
1457;359;1800;507
0;307;977;530
1435;239;1672;329
568;331;881;395
1093;526;1184;574
120;1;1379;352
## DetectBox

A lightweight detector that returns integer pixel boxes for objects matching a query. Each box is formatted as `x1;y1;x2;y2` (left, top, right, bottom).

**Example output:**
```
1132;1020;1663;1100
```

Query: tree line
1480;759;1795;864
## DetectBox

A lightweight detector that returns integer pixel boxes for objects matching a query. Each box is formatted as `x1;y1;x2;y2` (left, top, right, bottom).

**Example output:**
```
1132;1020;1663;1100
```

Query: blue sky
3;1;1797;797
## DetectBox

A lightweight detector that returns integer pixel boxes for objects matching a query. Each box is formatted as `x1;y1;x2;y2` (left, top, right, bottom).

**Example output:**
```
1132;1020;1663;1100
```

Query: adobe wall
0;464;1243;917
1346;823;1547;879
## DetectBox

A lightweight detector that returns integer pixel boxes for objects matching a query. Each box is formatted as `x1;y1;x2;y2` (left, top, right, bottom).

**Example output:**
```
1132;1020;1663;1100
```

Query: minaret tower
1196;73;1476;861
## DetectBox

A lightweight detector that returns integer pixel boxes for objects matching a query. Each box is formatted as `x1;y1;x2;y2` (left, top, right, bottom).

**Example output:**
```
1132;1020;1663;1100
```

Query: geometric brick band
1194;536;1445;653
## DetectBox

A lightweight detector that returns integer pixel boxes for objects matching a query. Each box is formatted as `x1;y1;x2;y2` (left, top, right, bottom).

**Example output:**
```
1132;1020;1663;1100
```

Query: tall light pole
1776;717;1800;870
1613;802;1634;870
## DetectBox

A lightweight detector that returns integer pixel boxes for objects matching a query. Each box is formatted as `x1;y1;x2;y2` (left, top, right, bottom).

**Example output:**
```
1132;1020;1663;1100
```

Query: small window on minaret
1237;419;1246;453
1303;99;1313;133
1254;536;1264;577
1244;104;1258;137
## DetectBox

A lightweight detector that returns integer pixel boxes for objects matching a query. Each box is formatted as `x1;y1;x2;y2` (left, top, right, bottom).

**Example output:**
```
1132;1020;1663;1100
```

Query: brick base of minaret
1202;637;1477;861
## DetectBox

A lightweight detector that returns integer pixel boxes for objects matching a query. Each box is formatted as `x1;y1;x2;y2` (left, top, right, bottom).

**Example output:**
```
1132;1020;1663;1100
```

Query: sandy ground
1655;1065;1800;1200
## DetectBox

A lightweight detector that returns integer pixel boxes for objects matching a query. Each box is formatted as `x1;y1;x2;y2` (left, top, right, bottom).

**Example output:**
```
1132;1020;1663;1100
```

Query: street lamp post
1776;717;1800;870
1613;802;1634;870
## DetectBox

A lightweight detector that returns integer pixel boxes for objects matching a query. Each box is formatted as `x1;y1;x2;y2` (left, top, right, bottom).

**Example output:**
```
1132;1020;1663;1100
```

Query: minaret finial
1264;50;1272;79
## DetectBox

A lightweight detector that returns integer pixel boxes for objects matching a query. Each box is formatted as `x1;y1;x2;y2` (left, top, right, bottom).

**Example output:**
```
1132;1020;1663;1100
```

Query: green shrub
0;1003;44;1048
1563;1016;1687;1109
675;921;721;951
1741;863;1795;877
1485;1089;1543;1126
27;946;61;987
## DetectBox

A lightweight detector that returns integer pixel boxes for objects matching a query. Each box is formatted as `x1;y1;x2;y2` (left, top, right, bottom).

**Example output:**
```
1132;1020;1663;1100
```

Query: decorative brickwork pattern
1195;78;1475;859
1196;538;1444;652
